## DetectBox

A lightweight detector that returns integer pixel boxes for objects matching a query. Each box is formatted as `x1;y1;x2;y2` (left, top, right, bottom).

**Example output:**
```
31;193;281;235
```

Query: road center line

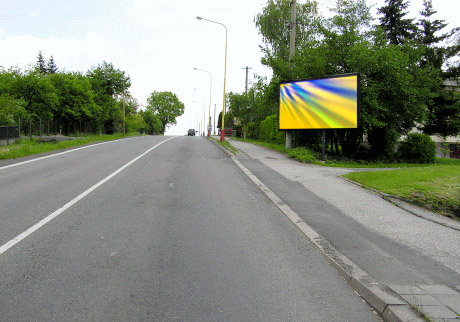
0;136;177;256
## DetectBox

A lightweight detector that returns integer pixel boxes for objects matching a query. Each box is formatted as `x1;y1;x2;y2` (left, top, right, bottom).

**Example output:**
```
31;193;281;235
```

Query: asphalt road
0;136;381;321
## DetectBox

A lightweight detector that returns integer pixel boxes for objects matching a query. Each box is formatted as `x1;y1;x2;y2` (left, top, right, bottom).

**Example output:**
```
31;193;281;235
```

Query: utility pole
214;104;217;135
122;91;126;135
285;0;296;149
242;66;252;93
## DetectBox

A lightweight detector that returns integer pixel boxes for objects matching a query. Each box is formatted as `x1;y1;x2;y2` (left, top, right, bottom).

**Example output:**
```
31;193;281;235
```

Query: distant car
188;129;195;136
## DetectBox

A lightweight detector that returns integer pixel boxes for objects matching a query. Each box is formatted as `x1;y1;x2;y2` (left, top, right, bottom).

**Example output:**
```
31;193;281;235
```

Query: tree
47;56;59;74
255;0;319;63
49;72;97;131
13;70;59;121
36;51;47;74
416;0;460;137
87;62;131;133
252;0;436;158
126;113;147;134
378;0;416;45
140;109;163;135
145;91;185;133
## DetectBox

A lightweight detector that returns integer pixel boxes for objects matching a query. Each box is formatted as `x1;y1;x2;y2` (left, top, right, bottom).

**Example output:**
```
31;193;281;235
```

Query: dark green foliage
47;56;59;74
87;61;131;132
368;127;400;160
0;58;140;135
286;147;317;163
36;51;47;74
398;133;436;163
259;115;285;144
254;0;319;62
423;88;460;137
378;0;416;45
140;110;162;135
244;122;259;139
247;0;457;161
416;0;460;137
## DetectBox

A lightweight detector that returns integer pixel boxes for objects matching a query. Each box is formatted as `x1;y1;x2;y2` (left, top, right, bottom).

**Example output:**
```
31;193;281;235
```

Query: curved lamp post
196;16;227;141
194;67;212;137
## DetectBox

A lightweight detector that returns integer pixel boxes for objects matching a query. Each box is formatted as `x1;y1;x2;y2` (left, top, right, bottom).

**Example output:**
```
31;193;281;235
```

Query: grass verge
0;133;139;160
209;137;239;155
231;137;460;219
343;165;460;219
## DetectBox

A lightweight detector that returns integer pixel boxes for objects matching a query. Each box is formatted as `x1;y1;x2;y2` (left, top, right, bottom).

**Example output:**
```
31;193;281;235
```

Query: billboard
279;73;359;130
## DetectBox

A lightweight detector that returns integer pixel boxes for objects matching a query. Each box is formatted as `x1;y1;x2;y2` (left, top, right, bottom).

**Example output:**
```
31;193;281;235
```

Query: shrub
368;127;399;160
287;147;317;163
244;122;259;139
398;133;436;163
259;115;285;144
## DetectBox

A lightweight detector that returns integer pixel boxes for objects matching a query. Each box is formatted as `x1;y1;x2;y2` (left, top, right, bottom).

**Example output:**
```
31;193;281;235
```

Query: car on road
188;129;195;136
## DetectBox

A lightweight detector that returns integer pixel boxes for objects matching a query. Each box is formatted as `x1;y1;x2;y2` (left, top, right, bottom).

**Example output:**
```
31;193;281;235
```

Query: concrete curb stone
209;137;427;322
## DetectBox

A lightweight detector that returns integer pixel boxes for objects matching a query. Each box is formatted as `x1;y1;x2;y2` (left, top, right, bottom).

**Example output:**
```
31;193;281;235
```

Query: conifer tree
36;50;47;74
378;0;416;45
417;0;460;137
47;56;58;74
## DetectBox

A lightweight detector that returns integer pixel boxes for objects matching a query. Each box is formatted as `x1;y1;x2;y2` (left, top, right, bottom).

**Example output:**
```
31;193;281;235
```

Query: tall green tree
253;0;437;158
145;91;184;133
49;72;97;130
0;69;27;125
140;109;163;135
36;51;47;74
13;70;59;121
47;56;59;74
254;0;319;79
416;0;460;137
378;0;416;45
87;62;131;133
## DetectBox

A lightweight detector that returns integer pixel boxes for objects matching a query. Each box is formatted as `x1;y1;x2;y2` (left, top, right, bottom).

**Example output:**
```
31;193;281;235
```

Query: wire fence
1;120;99;138
0;126;19;140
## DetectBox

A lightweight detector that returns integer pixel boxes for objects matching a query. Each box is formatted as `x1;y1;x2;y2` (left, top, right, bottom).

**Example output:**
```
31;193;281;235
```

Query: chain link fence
2;119;99;137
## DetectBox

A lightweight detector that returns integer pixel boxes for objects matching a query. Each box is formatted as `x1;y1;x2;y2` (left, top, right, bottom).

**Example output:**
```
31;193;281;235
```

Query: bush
398;133;436;163
368;127;399;160
244;122;259;139
287;147;317;163
259;115;285;144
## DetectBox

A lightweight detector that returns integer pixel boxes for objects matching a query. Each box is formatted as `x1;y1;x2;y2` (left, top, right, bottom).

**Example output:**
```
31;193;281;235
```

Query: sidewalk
224;138;460;322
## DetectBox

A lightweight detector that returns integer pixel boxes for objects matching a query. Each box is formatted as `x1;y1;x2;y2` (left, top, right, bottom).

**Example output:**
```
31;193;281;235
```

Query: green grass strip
344;166;460;219
0;133;140;160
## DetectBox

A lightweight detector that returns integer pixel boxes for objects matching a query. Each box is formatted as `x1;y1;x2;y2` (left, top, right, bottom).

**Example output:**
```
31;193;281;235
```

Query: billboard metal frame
278;73;360;131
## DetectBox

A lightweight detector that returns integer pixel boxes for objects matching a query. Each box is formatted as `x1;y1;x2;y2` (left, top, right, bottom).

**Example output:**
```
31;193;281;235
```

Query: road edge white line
0;136;177;256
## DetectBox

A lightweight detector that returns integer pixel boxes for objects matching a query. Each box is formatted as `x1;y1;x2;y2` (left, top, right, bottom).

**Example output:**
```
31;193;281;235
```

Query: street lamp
196;16;227;142
194;67;212;137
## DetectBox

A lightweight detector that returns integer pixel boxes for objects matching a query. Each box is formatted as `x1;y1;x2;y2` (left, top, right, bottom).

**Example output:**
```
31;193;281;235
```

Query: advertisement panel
279;73;360;130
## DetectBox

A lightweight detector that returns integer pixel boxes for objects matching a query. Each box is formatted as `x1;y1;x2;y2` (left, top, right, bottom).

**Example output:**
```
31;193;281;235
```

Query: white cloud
0;32;113;73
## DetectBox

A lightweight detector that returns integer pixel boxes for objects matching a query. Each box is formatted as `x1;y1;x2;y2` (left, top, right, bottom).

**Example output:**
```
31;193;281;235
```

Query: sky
1;0;459;135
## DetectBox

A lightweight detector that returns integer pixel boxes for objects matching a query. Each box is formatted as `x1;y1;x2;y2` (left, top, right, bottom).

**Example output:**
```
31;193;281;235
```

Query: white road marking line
0;137;132;171
0;136;177;256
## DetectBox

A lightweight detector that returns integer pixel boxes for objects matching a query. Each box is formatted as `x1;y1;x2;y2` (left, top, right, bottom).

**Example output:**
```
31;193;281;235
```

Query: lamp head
196;16;203;20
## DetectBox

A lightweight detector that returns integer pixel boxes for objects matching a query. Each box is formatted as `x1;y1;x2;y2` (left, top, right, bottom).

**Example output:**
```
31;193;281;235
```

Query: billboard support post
321;130;326;161
286;131;293;149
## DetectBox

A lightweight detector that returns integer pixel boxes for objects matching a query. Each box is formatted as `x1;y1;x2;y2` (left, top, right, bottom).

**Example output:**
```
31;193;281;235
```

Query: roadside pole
286;0;296;149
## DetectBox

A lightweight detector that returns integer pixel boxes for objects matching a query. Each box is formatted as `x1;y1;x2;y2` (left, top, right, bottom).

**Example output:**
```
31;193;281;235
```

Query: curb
340;177;460;232
212;138;426;322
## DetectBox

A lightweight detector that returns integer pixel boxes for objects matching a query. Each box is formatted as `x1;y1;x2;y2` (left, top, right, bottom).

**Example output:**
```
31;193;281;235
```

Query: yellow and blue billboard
279;73;360;130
